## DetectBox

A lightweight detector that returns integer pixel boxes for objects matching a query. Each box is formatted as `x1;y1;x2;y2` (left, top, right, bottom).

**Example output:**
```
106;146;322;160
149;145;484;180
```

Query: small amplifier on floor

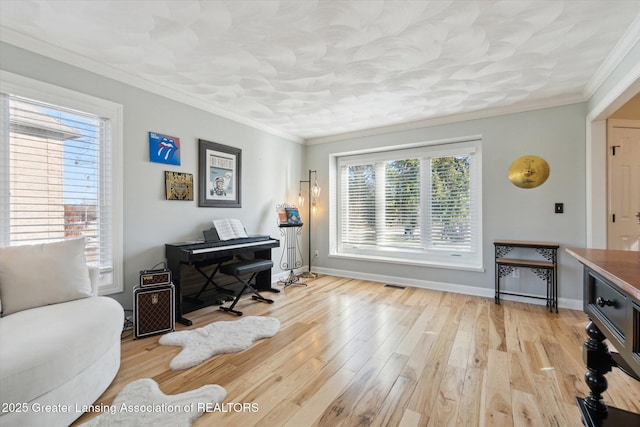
139;268;172;287
133;284;175;339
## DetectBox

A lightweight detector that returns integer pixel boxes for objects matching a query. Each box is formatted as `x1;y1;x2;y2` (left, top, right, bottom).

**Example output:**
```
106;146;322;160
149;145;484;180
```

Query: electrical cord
122;309;133;338
149;261;167;270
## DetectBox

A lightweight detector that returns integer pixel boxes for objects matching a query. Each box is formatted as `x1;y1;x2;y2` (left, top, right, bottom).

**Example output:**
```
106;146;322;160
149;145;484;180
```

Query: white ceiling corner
582;13;640;100
1;0;639;144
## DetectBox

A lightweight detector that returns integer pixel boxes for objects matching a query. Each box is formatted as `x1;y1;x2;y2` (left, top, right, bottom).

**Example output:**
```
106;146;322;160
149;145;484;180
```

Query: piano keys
166;235;280;325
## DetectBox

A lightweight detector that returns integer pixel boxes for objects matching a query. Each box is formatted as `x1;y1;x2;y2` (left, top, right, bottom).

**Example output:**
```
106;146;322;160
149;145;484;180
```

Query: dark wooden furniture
567;248;640;427
165;236;279;326
494;240;559;312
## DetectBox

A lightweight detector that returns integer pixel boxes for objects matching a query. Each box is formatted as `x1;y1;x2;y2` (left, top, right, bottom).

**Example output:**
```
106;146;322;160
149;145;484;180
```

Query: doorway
607;119;640;250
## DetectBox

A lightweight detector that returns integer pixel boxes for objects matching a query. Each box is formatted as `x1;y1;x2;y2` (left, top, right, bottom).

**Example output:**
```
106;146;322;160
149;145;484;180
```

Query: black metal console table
494;240;559;312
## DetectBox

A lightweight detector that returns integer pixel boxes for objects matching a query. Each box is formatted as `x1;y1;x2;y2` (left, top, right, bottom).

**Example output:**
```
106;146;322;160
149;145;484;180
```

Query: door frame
606;118;640;249
587;76;640;248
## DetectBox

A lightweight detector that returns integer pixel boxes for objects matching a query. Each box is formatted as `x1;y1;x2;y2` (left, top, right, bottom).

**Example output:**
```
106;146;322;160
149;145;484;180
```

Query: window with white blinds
335;139;482;269
0;72;123;293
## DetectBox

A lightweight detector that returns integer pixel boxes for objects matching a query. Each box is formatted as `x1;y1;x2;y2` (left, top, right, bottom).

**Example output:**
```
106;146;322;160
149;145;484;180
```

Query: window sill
328;252;484;272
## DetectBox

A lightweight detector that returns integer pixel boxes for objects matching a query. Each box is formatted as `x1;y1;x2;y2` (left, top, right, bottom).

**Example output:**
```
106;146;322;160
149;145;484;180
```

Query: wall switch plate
314;250;319;257
555;203;564;213
512;268;520;278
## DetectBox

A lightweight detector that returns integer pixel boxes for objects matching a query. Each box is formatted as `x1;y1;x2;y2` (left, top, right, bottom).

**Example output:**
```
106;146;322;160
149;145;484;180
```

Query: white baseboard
307;266;583;311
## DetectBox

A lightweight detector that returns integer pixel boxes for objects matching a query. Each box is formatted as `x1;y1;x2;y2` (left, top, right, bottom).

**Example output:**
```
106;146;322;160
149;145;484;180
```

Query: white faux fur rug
159;316;280;370
80;378;226;427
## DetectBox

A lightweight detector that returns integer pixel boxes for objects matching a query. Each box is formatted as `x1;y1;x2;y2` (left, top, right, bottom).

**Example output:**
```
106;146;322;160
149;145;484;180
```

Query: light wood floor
75;275;640;426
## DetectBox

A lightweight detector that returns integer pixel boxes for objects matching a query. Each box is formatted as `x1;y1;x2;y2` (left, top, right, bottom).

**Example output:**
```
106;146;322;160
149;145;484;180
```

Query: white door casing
607;119;640;250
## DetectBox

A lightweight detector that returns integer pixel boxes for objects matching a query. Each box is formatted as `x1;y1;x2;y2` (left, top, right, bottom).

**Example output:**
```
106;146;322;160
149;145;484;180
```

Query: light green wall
0;42;304;310
306;103;587;304
1;40;591;308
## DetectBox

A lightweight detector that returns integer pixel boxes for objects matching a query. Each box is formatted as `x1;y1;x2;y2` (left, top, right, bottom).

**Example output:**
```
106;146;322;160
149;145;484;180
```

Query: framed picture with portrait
198;139;241;208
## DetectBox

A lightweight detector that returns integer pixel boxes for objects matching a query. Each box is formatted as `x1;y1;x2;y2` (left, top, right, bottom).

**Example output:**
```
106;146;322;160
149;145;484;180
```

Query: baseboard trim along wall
284;266;583;311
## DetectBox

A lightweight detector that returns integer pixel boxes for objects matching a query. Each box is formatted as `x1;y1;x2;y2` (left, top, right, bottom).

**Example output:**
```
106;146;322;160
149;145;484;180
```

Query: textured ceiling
1;1;639;141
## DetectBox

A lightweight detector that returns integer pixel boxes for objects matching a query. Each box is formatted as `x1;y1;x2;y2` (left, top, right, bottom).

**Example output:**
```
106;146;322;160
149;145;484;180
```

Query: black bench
219;259;274;316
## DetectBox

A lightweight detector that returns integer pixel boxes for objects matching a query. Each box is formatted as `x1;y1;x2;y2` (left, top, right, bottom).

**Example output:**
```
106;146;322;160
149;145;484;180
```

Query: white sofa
0;239;124;427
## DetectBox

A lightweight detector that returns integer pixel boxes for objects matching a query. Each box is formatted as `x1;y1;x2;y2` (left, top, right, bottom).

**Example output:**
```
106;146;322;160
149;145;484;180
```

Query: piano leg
172;275;190;325
177;316;192;327
255;249;280;293
255;268;280;293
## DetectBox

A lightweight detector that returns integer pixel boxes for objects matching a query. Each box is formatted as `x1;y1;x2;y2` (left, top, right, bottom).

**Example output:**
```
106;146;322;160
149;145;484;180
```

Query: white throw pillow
0;238;92;316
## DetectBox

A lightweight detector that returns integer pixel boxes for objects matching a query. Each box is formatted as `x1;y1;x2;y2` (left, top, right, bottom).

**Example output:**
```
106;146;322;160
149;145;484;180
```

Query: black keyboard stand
187;257;235;304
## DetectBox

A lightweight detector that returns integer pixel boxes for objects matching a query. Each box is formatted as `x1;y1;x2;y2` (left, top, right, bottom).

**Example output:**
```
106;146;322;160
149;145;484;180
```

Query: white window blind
383;159;422;247
341;164;376;245
341;159;422;248
336;140;481;269
1;73;122;292
429;155;472;250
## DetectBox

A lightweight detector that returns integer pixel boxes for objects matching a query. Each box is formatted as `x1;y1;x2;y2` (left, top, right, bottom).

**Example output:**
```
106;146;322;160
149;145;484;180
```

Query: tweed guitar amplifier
134;284;175;339
139;268;172;287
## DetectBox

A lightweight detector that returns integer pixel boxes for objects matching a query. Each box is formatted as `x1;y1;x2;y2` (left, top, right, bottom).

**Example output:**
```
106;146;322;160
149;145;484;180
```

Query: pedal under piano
165;228;280;326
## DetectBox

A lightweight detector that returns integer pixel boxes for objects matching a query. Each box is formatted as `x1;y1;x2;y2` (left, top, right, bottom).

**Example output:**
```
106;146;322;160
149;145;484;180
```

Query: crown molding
3;20;627;147
588;60;640;121
304;93;586;145
0;26;304;144
583;14;640;99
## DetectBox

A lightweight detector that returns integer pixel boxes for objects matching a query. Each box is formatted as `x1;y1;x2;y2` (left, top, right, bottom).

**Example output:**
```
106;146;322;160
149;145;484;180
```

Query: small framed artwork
285;207;302;225
149;132;180;165
199;139;241;208
276;207;288;225
165;171;193;200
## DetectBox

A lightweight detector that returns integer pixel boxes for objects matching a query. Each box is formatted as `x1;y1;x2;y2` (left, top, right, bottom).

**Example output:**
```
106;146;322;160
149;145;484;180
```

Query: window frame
0;71;124;294
330;137;483;271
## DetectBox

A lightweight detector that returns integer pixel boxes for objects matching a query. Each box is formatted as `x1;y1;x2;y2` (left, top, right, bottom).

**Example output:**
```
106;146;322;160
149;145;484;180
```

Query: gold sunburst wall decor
508;155;550;189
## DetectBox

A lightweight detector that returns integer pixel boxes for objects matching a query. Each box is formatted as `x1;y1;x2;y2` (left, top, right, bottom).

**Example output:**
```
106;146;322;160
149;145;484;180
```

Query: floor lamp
298;170;320;278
